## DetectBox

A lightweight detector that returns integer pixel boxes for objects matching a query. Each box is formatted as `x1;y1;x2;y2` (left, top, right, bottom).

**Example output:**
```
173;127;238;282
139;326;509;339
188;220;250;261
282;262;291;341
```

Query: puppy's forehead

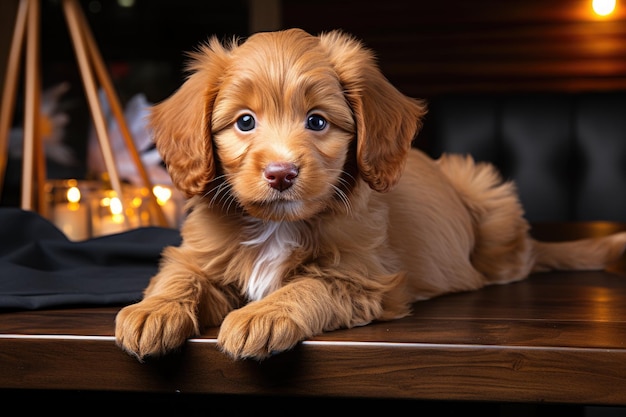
238;30;324;58
229;30;334;82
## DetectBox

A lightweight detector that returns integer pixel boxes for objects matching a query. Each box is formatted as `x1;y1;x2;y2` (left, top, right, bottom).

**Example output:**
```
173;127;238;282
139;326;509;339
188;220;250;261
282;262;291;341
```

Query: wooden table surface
1;222;626;408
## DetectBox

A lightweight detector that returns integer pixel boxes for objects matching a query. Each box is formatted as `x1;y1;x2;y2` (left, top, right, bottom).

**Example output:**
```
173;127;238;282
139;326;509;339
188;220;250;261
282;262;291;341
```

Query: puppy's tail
532;232;626;272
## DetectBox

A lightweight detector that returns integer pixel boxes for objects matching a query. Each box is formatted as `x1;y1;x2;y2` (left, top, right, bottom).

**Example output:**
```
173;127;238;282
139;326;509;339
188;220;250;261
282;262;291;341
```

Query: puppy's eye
306;114;327;131
236;114;256;132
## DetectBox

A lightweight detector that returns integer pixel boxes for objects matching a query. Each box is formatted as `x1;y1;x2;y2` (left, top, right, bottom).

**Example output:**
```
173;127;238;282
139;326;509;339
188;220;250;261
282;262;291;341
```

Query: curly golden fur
115;28;626;361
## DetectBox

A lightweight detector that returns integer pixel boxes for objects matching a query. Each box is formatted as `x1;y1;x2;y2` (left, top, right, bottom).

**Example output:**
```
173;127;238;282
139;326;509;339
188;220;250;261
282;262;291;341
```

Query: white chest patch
241;221;300;301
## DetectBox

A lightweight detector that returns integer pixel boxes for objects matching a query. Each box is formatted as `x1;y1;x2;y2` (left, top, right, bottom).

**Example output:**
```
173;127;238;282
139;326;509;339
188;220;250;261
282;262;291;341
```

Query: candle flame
153;185;172;206
110;197;123;215
66;186;81;204
100;194;124;219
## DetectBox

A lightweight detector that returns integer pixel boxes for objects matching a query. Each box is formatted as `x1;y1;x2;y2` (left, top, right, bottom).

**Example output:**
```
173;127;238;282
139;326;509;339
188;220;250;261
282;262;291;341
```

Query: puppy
115;28;626;361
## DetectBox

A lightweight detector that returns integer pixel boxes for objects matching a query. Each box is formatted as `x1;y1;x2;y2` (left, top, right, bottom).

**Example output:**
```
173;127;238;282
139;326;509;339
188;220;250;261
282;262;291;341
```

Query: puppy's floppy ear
149;37;232;197
319;31;427;192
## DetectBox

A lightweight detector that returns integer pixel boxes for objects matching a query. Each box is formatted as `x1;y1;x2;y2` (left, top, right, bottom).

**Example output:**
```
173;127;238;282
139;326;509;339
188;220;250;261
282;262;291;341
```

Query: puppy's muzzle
264;162;299;192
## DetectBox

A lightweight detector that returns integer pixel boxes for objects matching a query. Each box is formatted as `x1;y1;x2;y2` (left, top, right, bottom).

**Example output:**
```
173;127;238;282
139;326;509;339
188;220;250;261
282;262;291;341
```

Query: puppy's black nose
264;162;299;191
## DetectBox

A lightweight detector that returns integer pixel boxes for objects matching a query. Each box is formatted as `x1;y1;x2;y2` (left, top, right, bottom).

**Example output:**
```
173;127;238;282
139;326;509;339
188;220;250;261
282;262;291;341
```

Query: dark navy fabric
0;207;181;310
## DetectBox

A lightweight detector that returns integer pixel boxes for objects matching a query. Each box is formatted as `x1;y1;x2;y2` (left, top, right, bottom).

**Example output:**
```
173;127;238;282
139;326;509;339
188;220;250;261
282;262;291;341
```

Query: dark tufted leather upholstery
422;93;626;222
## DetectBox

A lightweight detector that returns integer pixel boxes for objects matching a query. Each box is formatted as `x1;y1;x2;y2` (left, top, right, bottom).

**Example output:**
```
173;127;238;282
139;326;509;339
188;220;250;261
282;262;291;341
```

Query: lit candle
152;184;179;228
92;194;128;237
52;183;90;241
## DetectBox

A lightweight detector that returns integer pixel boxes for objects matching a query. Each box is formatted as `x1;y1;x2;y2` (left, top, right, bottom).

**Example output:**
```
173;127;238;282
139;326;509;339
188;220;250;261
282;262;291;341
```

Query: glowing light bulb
593;0;616;16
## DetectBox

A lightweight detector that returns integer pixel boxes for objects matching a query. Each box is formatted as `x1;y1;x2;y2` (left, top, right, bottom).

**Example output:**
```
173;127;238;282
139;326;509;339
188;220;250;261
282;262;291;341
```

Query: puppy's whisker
216;189;240;215
202;174;227;196
203;174;241;213
214;183;233;206
330;183;353;215
336;172;355;189
205;181;227;206
328;168;356;186
225;192;241;214
327;180;353;213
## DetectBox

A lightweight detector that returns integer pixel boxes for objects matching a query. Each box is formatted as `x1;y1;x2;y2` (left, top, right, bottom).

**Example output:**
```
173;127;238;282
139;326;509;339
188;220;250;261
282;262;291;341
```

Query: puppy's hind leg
436;154;535;285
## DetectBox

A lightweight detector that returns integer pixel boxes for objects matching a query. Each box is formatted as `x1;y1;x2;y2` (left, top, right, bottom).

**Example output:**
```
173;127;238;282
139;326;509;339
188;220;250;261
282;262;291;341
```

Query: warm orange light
152;185;172;206
593;0;616;16
66;186;81;204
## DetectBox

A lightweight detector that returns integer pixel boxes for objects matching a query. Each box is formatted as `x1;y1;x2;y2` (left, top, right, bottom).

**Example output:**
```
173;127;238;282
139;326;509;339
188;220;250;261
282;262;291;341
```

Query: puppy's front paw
115;298;199;361
217;302;306;361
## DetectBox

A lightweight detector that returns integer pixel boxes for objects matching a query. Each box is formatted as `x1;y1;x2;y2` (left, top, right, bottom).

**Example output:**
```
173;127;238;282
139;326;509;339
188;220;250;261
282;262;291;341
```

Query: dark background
3;0;626;112
1;0;625;203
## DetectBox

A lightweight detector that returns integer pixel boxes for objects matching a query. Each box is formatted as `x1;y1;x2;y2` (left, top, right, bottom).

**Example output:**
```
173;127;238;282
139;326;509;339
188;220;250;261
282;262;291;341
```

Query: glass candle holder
45;179;94;241
89;184;151;238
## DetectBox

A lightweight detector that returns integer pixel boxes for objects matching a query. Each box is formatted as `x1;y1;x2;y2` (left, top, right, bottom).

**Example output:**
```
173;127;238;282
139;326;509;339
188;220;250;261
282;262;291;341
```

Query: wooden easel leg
61;0;131;227
73;2;168;227
62;0;167;228
34;69;47;217
21;0;42;212
0;0;28;199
